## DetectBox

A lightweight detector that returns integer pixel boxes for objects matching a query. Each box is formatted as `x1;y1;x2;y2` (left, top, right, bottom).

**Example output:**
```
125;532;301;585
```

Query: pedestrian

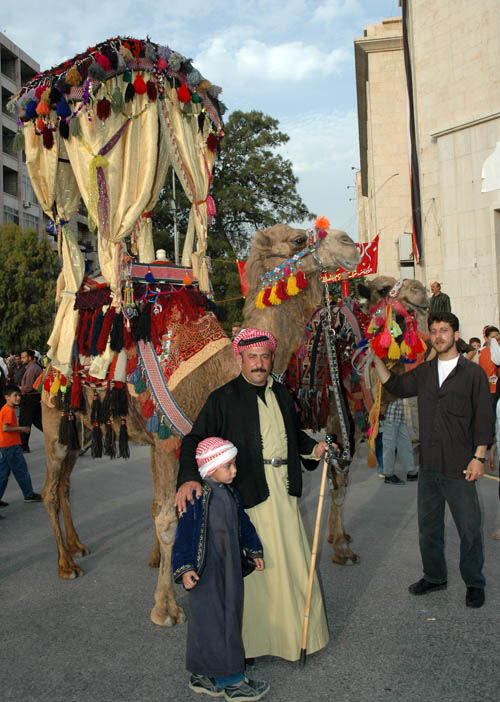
478;326;500;409
175;328;330;661
429;281;451;315
11;355;25;386
488;399;500;540
371;312;492;608
0;384;43;512
19;349;43;453
172;437;269;701
381;398;418;485
467;337;481;363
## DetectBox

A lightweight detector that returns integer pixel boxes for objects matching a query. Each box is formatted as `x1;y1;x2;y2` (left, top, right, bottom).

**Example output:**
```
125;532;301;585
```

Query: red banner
321;234;379;283
236;260;249;298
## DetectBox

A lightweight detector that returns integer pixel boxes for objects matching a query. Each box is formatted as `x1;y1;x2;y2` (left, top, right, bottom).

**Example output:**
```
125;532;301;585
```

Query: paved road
3;429;500;702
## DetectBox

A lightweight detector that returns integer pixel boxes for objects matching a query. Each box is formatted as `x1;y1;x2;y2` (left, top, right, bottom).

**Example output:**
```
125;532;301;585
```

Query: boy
172;437;270;701
0;384;42;514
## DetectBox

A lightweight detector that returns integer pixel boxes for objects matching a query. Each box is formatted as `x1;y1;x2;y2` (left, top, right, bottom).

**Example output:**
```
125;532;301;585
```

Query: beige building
355;1;500;340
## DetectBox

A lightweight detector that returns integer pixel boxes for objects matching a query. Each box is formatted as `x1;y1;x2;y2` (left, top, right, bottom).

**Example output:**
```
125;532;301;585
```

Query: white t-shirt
437;355;460;387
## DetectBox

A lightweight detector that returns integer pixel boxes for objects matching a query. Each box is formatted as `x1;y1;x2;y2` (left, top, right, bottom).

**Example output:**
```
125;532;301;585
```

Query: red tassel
146;80;157;101
96;306;116;355
296;269;308;290
206;133;218;152
141;397;155;419
134;74;147;95
178;77;191;103
42;125;54;150
276;278;289;300
96;98;111;121
70;369;82;411
96;53;111;72
371;331;387;358
262;287;273;307
126;355;138;375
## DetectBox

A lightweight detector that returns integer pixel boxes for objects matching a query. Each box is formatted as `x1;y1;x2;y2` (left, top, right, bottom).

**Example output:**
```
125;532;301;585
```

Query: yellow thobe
241;379;329;660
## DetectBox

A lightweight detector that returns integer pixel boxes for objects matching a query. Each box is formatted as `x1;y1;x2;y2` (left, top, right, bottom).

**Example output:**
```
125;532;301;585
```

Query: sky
2;0;402;240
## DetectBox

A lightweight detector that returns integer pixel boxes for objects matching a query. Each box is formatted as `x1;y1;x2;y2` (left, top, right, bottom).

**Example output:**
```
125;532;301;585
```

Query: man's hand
174;481;202;513
19;426;31;435
372;354;391;383
253;558;265;571
182;570;199;590
464;458;485;481
314;441;330;458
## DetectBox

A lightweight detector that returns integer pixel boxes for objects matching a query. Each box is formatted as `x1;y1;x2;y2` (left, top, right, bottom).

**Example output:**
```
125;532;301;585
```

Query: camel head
358;276;430;332
245;223;359;291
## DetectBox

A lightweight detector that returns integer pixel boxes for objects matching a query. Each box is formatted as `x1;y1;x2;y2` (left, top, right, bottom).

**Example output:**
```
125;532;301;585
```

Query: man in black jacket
372;312;493;608
175;328;330;661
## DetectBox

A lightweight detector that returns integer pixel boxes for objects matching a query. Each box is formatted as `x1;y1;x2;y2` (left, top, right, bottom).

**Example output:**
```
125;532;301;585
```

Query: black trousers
19;393;43;449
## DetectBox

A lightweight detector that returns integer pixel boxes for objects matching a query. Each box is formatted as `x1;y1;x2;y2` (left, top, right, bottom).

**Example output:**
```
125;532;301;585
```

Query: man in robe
175;328;330;661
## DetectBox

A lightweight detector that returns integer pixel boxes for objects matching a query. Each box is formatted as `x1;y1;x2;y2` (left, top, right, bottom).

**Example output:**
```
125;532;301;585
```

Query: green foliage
152;109;314;330
0;223;60;352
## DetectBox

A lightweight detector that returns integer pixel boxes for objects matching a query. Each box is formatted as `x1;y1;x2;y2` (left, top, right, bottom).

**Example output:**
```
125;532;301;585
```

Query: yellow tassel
367;451;378;468
256;289;266;309
400;340;411;357
388;337;401;360
50;374;60;395
268;285;281;305
367;378;382;461
287;274;300;296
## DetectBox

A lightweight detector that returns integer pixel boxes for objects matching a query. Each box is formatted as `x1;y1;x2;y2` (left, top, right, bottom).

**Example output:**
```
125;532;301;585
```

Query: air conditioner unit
398;232;414;263
23;200;31;209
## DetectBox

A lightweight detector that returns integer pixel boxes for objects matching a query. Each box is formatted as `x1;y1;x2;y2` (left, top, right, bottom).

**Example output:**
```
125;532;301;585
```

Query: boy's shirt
0;404;21;447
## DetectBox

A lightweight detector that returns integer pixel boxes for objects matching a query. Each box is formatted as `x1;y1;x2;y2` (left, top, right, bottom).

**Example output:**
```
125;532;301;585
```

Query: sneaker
409;578;447;595
466;586;485;608
24;493;43;503
376;471;385;479
384;475;405;485
224;677;270;701
407;472;418;481
0;500;9;507
189;673;224;697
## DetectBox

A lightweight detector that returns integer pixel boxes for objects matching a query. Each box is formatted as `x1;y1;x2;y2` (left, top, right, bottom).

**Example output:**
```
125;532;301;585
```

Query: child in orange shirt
0;385;42;514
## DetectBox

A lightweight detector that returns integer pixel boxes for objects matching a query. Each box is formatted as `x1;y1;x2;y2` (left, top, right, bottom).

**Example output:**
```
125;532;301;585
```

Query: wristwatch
472;455;486;463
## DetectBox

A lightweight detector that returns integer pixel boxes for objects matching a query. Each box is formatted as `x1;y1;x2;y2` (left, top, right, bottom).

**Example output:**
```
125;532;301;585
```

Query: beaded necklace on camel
255;216;331;308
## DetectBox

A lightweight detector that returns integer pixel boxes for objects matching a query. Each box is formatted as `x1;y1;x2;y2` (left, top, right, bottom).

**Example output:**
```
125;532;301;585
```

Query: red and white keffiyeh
196;437;238;478
232;327;277;358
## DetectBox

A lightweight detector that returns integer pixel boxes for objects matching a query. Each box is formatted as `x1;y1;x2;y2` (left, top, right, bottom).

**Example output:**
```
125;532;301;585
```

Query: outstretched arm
372;354;391;384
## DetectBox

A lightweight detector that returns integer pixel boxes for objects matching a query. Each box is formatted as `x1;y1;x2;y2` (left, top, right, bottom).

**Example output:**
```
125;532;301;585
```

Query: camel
41;223;360;627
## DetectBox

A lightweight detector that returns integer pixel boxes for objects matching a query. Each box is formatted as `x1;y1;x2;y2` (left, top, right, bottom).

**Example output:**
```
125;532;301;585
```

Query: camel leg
58;451;90;558
148;446;161;568
42;432;84;579
327;469;359;565
150;446;185;627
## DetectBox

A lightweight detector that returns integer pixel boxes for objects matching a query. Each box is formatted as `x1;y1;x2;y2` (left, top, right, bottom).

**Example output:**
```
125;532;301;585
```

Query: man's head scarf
232;328;277;358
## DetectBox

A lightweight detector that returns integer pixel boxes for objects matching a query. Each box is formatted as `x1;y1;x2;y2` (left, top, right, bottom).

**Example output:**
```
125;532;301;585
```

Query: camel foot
68;544;90;558
58;563;84;579
332;553;360;566
150;604;186;627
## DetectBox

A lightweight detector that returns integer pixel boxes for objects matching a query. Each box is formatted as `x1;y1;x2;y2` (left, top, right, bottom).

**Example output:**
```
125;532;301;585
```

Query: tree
152;110;314;328
0;223;60;352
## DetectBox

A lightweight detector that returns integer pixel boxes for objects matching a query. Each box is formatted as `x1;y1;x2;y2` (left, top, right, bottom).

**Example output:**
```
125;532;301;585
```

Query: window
23;212;39;232
22;173;36;203
4;205;19;224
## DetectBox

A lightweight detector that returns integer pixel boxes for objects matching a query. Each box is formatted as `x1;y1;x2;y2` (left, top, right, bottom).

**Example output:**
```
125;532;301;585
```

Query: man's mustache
251;368;267;373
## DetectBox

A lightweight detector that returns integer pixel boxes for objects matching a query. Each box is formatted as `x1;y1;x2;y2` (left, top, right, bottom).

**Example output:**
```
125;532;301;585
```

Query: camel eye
293;236;307;247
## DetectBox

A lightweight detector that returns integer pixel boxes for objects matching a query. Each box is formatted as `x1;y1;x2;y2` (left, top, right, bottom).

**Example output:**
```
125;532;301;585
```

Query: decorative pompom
157;57;167;70
197;79;211;92
106;48;118;71
391;321;403;337
13;131;25;153
36;101;50;116
96;98;111;121
183;101;194;115
145;41;157;62
96;53;111;72
379;327;392;348
141;398;155;419
111;86;125;113
129;368;141;385
286;274;299;296
59;120;69;139
177;78;191;103
168;50;184;71
192;91;201;104
50;375;60;394
69;115;82;137
116;52;126;72
144;268;155;283
157;421;171;440
371;331;387;358
296;269;308;290
25;100;38;120
56;95;71;119
268;285;281;306
186;68;202;85
208;84;222;99
400;340;412;358
119;45;134;62
182;272;193;285
415;335;427;354
65;66;82;86
134;74;147;95
123;69;132;83
206;133;218;152
218;101;228;116
262;287;273;307
125;83;135;103
146;414;159;433
317;229;328;239
315;216;331;229
49;87;62;106
88;61;106;81
157;45;171;61
256;289;266;309
134;377;147;394
42;125;54;149
388;337;401;360
146;80;157;101
276;278;289;301
35;85;45;100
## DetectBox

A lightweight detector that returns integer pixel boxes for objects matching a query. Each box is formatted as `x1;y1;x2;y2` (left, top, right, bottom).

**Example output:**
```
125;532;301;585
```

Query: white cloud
312;0;362;23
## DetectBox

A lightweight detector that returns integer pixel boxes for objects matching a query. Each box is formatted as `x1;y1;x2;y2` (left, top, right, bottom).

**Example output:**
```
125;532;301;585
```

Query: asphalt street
2;428;500;702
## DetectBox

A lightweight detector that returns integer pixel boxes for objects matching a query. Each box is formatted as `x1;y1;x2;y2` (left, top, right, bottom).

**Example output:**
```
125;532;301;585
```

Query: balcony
1;45;16;83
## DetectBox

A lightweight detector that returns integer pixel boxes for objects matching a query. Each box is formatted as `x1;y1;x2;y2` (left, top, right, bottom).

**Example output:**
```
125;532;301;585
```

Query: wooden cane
300;453;329;667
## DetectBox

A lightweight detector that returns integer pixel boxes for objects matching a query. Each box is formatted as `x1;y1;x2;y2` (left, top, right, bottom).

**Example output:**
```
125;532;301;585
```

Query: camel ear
253;229;272;251
357;282;371;300
378;286;392;298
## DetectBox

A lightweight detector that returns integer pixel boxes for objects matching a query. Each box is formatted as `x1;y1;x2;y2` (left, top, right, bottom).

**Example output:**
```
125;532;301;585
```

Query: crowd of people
0;349;44;518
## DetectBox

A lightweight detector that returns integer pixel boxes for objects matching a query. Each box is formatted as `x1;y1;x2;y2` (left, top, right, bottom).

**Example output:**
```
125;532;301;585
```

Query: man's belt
263;457;288;467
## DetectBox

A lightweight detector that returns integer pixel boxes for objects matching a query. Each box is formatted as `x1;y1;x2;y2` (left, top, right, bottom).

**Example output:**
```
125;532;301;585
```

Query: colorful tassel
178;77;191;103
276;279;289;301
36;101;50;116
65;66;82;86
296;269;308;290
118;419;130;459
59;120;69;139
111;86;125;113
134;74;147;95
268;284;282;306
134;377;147;394
69;116;82;137
96;98;111;121
42;126;54;150
388;337;401;360
286;274;300;296
91;423;103;458
262;287;272;307
256;289;266;309
157;421;171;440
103;421;116;458
125;83;135;102
146;414;159;433
146;80;157;101
379;327;392;348
12;131;25;153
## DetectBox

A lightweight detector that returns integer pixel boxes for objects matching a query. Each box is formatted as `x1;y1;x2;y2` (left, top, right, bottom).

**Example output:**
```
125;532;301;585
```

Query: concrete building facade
355;1;500;340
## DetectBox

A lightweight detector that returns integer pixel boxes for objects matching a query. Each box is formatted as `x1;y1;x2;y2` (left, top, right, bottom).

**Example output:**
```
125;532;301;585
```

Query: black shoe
0;500;9;507
24;492;42;503
466;586;485;608
407;472;418;481
409;578;447;595
384;474;405;485
188;673;224;697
